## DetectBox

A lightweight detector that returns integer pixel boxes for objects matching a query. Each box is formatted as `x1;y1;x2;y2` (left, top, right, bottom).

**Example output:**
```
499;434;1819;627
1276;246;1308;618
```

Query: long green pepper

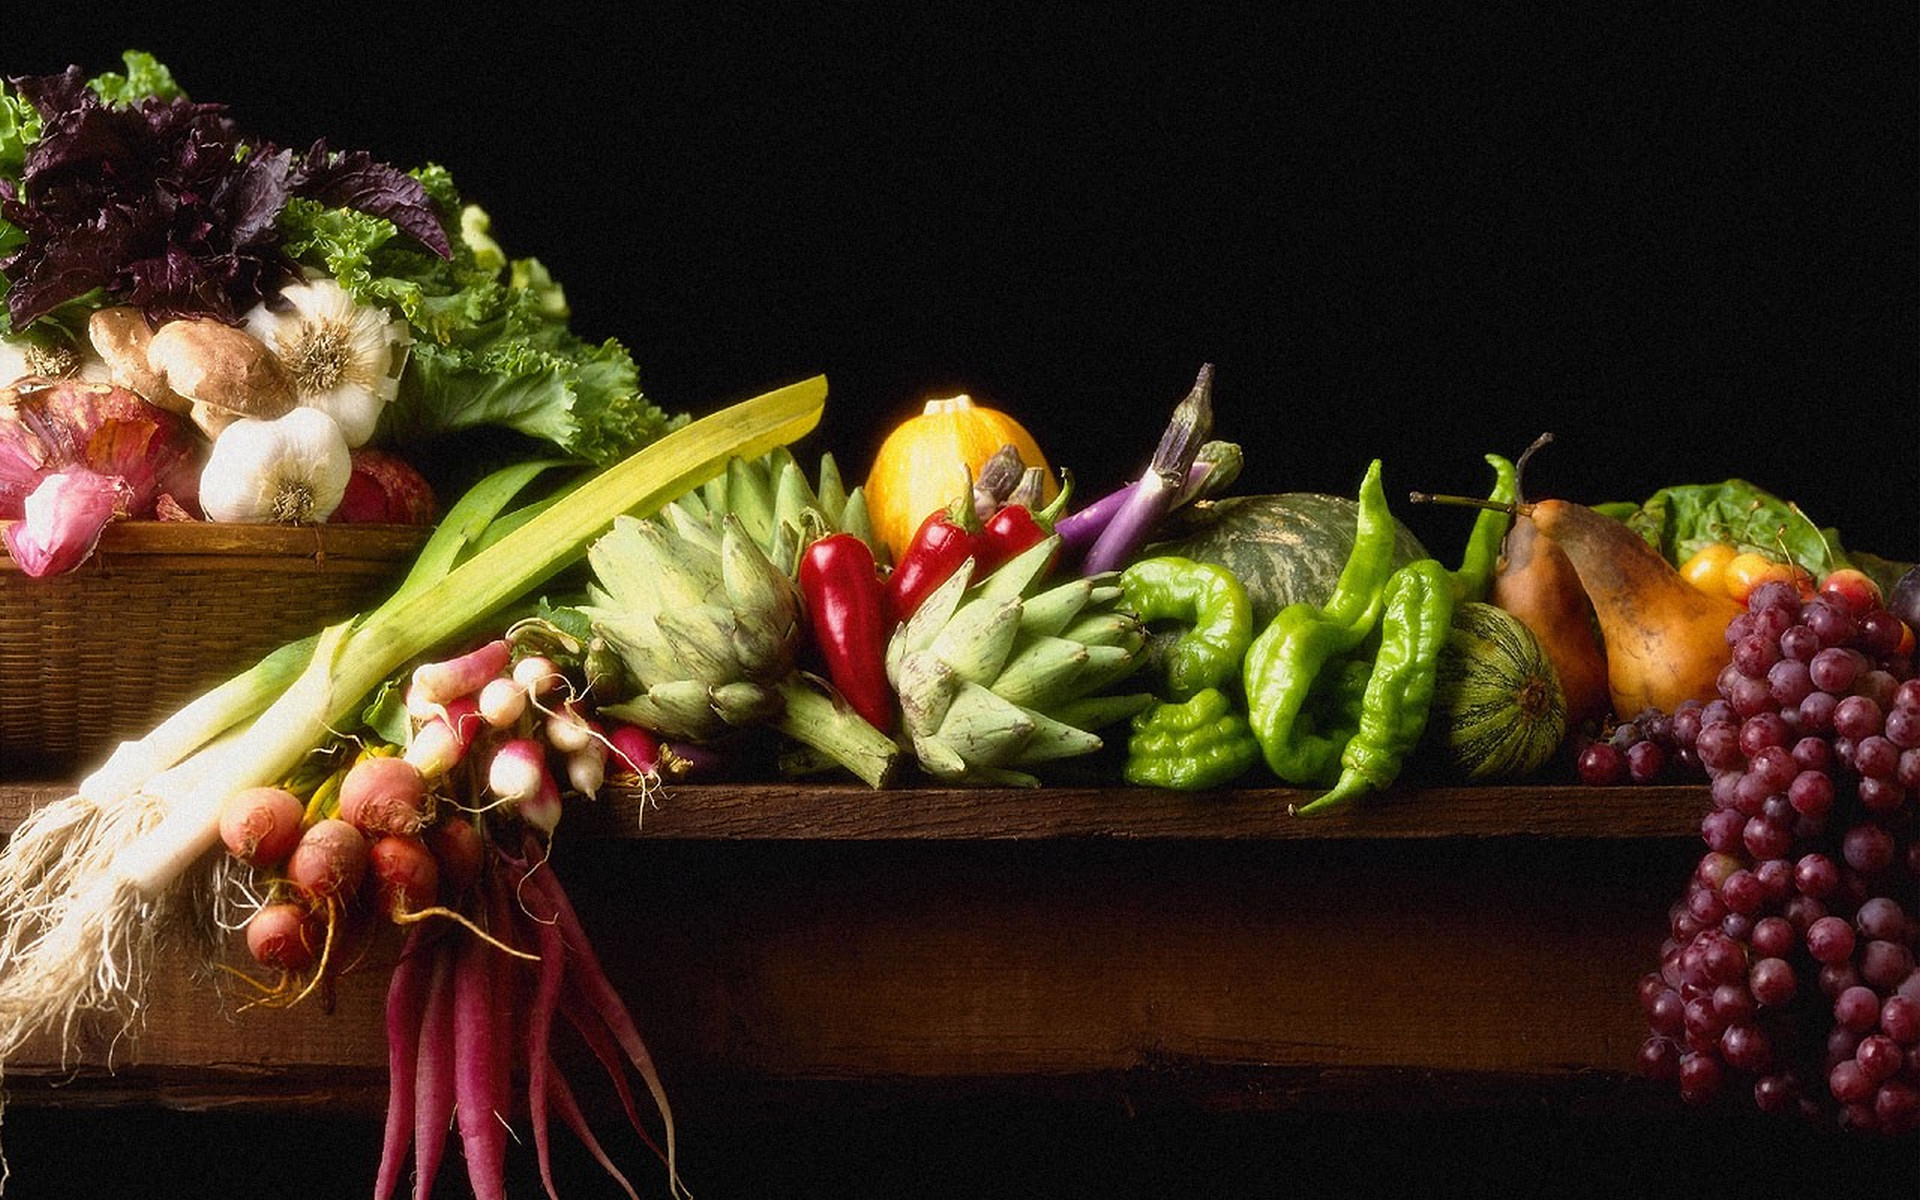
1243;459;1397;785
1446;453;1516;603
1291;557;1456;815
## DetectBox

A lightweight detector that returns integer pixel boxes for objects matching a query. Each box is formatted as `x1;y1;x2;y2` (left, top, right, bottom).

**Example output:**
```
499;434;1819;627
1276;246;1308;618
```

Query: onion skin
331;447;438;525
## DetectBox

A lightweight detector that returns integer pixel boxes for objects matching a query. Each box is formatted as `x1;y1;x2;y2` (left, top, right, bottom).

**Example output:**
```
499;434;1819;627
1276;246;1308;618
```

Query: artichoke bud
991;635;1092;709
973;534;1059;605
1016;577;1097;639
929;594;1022;685
725;454;776;546
1065;643;1145;700
710;680;785;727
1060;610;1146;652
582;635;628;697
815;452;848;524
895;649;958;738
1005;706;1105;765
771;453;823;538
910;731;970;780
605;679;726;740
933;680;1037;768
837;487;887;566
891;558;976;662
654;604;744;681
661;498;723;556
720;516;801;675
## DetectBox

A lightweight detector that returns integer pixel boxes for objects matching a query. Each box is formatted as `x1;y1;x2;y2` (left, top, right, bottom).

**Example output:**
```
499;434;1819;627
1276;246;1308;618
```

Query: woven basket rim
0;519;433;574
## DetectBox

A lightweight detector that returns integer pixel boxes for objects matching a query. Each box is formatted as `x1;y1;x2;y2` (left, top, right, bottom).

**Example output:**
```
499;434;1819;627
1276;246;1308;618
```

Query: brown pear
1527;498;1744;718
1490;515;1613;731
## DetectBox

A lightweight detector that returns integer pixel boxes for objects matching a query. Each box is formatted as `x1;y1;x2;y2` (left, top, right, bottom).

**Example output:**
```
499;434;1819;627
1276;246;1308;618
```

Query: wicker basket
2;520;432;777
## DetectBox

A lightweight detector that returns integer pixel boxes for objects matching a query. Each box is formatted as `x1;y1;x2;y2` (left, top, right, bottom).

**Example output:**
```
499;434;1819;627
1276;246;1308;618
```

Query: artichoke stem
773;676;903;789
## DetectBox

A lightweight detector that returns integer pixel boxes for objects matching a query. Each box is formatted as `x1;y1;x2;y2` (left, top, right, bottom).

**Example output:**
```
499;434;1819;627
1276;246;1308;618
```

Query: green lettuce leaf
1612;479;1846;572
85;50;185;106
279;166;683;464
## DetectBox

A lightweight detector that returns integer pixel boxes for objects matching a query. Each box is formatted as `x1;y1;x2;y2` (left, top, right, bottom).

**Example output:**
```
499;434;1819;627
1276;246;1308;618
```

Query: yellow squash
863;394;1056;562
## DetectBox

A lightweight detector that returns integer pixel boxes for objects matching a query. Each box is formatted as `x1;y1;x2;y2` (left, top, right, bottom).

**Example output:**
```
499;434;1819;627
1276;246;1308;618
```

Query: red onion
0;378;204;575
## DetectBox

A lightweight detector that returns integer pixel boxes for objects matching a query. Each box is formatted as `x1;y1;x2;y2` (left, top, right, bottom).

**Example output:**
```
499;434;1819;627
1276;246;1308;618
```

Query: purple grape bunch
1635;576;1920;1135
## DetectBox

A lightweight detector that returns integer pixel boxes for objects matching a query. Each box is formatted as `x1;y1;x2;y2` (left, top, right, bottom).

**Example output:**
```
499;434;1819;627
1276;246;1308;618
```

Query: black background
4;7;1918;1198
6;5;1916;562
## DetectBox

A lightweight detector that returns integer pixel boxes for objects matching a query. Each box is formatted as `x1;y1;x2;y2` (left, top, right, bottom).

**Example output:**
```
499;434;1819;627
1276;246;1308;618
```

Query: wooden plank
0;781;1709;841
0;834;1701;1114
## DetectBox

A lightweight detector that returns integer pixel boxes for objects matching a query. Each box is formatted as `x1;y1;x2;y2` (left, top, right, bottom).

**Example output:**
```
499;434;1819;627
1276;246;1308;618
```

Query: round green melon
1145;493;1431;629
1425;601;1568;781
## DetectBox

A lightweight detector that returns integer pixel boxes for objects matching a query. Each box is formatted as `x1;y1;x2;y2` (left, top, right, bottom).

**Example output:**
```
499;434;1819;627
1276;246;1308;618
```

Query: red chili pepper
799;533;896;732
974;478;1071;578
884;503;980;619
976;504;1049;577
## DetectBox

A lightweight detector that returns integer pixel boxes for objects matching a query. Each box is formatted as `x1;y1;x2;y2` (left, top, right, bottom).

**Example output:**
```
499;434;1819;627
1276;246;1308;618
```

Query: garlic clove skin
243;277;411;448
199;407;353;525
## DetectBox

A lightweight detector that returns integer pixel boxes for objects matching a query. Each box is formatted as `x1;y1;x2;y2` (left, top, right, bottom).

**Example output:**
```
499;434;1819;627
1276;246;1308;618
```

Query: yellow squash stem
0;377;826;1063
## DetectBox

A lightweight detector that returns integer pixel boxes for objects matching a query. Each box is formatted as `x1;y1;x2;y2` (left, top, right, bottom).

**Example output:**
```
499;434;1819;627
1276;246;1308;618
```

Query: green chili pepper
1447;453;1516;603
1123;686;1261;790
1119;556;1253;700
1292;557;1457;815
1243;460;1397;784
1320;459;1399;630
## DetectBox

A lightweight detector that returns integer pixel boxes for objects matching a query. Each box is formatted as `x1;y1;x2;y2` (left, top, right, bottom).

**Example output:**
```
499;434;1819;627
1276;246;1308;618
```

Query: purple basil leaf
294;140;451;259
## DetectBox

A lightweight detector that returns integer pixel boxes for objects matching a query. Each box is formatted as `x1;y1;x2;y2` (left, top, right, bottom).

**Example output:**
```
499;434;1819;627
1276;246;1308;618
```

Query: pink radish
339;755;430;837
605;723;662;783
477;675;529;727
558;985;666;1167
368;835;440;921
245;900;320;973
511;653;565;697
521;769;564;836
410;637;513;708
412;939;457;1200
284;817;370;903
406;695;482;777
423;816;485;899
487;737;550;806
516;848;681;1191
544;1053;642;1200
375;925;434;1200
217;785;305;867
544;698;593;754
524;890;569;1198
567;734;608;799
453;921;510;1200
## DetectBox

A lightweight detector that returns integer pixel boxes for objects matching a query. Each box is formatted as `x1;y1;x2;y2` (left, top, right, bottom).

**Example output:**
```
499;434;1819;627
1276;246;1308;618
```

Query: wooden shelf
0;780;1708;1123
2;779;1709;843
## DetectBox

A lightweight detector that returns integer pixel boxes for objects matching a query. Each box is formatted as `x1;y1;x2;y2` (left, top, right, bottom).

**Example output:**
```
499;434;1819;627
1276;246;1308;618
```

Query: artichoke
676;445;887;574
581;505;901;787
887;534;1155;786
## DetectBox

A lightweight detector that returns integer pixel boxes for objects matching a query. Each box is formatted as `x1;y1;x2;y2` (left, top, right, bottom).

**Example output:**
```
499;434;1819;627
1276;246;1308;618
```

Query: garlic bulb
199;407;353;525
0;333;111;388
243;277;411;447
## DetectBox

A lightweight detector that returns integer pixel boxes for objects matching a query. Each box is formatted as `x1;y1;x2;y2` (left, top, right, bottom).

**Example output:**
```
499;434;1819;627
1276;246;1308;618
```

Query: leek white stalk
0;376;826;1070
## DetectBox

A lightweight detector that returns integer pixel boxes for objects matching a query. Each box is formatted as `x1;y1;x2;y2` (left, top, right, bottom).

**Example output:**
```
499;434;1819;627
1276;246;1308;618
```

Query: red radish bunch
212;634;701;1196
376;834;685;1200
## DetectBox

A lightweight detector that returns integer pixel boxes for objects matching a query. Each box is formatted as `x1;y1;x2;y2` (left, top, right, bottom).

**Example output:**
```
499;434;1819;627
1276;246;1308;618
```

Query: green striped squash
1145;493;1431;630
1426;601;1568;781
